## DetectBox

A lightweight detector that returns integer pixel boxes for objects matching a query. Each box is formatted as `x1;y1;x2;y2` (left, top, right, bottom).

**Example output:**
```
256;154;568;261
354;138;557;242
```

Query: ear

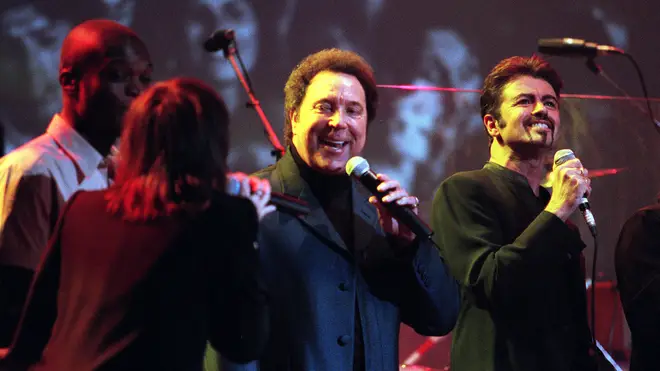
288;108;299;130
483;114;500;140
59;70;78;97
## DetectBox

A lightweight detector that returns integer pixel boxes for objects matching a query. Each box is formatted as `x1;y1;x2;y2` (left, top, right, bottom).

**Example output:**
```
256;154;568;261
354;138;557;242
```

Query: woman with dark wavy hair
1;77;274;370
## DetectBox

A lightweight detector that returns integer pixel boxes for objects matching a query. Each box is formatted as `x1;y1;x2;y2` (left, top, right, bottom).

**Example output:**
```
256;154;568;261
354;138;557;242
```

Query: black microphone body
346;157;433;239
203;29;236;52
538;38;624;58
553;149;597;236
226;177;309;215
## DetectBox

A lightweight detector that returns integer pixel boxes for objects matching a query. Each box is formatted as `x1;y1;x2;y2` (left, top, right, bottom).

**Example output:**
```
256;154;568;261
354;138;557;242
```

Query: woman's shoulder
201;193;258;225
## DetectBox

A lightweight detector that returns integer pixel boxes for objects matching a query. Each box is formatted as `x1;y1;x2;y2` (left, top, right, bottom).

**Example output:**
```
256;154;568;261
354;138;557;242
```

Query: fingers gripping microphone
346;156;433;239
553;149;597;236
226;177;310;215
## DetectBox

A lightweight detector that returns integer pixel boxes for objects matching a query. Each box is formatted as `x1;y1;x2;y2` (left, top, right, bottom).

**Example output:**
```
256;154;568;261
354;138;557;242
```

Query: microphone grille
554;149;575;166
346;156;370;177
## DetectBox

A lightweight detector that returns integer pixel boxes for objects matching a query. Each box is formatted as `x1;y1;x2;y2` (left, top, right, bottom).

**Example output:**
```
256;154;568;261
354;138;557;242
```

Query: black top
615;203;660;371
1;190;268;371
291;147;354;252
431;162;596;371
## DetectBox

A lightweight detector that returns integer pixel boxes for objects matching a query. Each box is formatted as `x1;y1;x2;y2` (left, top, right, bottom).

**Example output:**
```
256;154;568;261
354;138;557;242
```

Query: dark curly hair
480;55;563;145
283;48;379;146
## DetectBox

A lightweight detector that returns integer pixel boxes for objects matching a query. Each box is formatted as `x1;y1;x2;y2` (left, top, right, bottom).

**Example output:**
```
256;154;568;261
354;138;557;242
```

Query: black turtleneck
291;146;355;252
291;146;365;371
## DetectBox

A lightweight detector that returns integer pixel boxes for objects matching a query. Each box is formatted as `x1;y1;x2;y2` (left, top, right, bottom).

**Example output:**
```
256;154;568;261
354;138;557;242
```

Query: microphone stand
582;56;655;369
585;57;660;133
220;38;285;161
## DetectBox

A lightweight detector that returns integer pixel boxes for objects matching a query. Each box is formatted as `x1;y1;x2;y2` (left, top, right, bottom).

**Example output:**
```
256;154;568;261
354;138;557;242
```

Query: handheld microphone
553;149;597;236
203;29;236;52
345;156;433;239
226;177;310;215
538;38;624;58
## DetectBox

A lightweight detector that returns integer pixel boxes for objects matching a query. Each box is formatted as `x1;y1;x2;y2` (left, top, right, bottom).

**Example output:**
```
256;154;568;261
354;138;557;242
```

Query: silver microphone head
554;149;575;166
345;156;370;177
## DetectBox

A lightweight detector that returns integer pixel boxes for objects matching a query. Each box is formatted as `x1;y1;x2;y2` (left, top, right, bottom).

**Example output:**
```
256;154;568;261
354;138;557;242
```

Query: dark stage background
1;0;659;367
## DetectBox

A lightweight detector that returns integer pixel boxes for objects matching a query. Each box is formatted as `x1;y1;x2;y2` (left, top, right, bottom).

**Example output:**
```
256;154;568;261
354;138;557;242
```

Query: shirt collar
46;114;104;178
484;161;551;202
484;161;530;186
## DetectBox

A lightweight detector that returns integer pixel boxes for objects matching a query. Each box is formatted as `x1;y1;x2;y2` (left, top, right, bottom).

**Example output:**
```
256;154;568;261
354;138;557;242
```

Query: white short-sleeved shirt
0;114;110;269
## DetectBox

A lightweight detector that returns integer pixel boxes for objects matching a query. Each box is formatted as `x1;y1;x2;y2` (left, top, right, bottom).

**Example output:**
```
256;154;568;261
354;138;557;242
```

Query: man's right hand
545;158;591;221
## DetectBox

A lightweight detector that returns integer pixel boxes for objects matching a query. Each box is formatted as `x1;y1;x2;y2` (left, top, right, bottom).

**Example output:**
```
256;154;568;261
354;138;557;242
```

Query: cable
590;235;598;345
591;56;660;136
623;53;660;135
234;43;255;93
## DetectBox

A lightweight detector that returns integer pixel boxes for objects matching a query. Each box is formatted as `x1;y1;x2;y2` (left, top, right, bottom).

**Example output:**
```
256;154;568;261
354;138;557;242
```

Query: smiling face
485;75;560;153
290;70;367;175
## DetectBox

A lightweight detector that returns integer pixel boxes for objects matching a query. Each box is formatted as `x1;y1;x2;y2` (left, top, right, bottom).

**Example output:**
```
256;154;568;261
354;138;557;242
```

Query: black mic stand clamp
215;32;285;161
585;58;601;75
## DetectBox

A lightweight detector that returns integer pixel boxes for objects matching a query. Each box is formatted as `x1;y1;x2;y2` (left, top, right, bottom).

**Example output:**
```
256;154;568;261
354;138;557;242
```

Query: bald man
0;19;152;347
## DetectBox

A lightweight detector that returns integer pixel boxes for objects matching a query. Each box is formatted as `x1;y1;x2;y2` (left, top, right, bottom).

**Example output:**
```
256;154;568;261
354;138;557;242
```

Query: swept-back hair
480;55;563;144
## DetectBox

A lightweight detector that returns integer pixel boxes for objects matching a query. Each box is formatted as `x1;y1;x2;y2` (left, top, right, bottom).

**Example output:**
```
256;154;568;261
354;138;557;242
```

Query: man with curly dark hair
209;48;459;371
281;48;379;150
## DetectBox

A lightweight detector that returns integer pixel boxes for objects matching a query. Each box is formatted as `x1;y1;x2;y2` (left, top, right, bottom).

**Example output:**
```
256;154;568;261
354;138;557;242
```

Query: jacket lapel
273;151;349;252
351;181;382;255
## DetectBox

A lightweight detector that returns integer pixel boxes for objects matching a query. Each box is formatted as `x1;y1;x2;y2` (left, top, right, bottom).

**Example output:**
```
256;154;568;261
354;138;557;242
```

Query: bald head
57;19;153;153
60;19;147;76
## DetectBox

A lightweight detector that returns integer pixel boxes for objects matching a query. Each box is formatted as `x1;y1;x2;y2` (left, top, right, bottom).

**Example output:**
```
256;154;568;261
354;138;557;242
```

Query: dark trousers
0;265;33;347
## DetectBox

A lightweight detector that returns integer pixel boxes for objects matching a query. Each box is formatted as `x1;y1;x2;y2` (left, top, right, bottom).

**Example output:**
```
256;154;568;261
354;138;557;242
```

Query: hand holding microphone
545;149;597;235
367;173;420;243
346;156;433;242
